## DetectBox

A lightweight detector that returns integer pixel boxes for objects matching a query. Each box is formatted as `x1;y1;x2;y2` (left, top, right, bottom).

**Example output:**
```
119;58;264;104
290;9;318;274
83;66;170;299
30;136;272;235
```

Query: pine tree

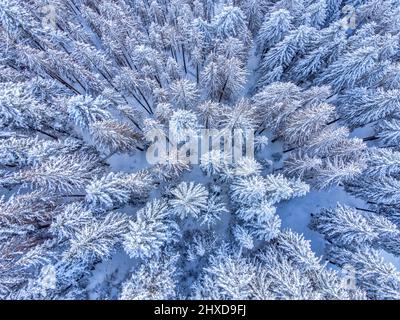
283;153;323;180
5;153;103;194
280;103;336;146
233;225;255;250
337;88;400;127
199;195;228;228
259;25;318;73
201;54;247;102
304;0;327;29
196;100;223;128
50;202;93;240
169;109;199;142
363;148;400;177
198;247;256;299
169;79;199;109
314;157;365;189
346;174;400;206
217;57;248;102
277;229;322;270
231;173;309;207
327;245;400;300
220;98;259;131
65;95;112;130
212;6;250;45
377;119;400;148
252;82;302;132
231;175;267;205
0;136;82;167
256;9;293;54
234;157;263;177
237;199;277;224
0;191;56;240
63;212;127;264
199;150;227;176
120;252;179;300
123;199;180;259
170;182;209;219
90;120;143;154
315;46;379;92
85;171;154;210
325;0;343;25
256;246;320;299
200;56;221;100
289;23;347;82
310;204;379;248
0;82;60;132
272;0;306;26
247;214;282;242
303;126;365;160
256;66;283;89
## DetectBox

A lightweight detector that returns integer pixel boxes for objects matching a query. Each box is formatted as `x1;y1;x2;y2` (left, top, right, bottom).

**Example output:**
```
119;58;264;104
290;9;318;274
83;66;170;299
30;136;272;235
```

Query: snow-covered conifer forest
1;0;400;300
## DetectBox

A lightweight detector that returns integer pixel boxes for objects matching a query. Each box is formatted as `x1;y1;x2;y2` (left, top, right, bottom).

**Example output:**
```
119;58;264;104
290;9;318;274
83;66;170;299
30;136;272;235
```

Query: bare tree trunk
182;44;187;74
218;77;229;102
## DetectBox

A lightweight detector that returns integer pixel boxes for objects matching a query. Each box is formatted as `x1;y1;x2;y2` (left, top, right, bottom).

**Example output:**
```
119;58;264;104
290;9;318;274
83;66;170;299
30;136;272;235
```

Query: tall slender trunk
30;127;58;140
154;75;163;88
283;147;296;153
172;48;178;63
136;88;153;114
355;207;377;213
218;77;229;103
326;117;342;125
182;44;187;74
271;136;280;143
363;135;379;142
128;90;152;115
